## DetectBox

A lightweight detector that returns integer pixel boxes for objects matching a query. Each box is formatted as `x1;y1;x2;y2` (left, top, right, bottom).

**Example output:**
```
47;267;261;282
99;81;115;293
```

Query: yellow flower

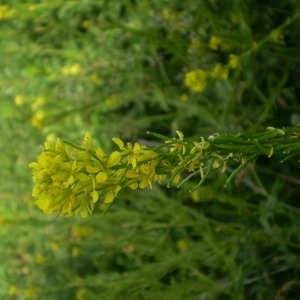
14;95;24;106
24;287;41;298
176;239;188;251
0;5;15;20
46;133;57;143
105;95;119;105
36;254;47;264
8;286;18;296
184;69;207;92
209;36;222;50
82;20;89;28
90;73;102;84
29;5;37;12
210;64;228;80
61;64;82;76
191;190;200;202
50;242;59;252
76;288;88;300
180;93;189;102
31;110;46;128
72;247;80;257
113;138;149;169
271;30;284;42
228;54;240;69
72;226;93;238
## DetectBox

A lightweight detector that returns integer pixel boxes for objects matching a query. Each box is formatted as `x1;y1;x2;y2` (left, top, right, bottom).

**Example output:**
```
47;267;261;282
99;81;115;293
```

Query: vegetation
1;1;300;299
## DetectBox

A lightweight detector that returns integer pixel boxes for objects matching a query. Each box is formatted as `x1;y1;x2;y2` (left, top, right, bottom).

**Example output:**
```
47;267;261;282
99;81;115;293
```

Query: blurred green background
1;1;300;299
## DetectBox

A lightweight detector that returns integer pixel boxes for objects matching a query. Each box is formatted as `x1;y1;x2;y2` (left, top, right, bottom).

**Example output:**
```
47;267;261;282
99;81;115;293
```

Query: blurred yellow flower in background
184;69;207;92
31;110;46;128
61;64;82;76
209;36;222;50
14;95;24;107
228;54;240;69
0;5;15;19
210;63;228;79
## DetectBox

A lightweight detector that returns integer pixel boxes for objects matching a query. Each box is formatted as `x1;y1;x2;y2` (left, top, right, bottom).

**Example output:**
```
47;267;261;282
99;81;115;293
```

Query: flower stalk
29;127;300;217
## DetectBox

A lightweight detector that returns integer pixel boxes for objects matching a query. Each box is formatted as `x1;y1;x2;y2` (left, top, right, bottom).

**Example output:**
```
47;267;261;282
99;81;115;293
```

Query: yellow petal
129;182;139;190
95;171;108;183
108;151;121;167
112;138;124;149
76;172;89;182
85;165;100;173
104;192;115;204
67;175;74;185
96;147;105;158
126;170;139;178
139;177;149;189
173;173;181;184
213;160;220;169
92;190;99;203
176;130;184;140
80;207;88;218
131;156;137;169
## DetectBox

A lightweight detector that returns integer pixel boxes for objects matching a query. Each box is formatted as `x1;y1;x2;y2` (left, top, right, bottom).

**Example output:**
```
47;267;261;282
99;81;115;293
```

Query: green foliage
1;0;300;299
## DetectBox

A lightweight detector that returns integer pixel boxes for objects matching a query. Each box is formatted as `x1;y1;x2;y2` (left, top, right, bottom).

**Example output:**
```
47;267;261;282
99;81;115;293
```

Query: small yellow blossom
230;14;238;24
90;73;102;84
123;243;135;253
82;20;89;28
50;242;59;252
228;54;240;69
72;247;80;257
105;95;119;105
71;226;93;238
8;286;18;296
209;36;222;50
24;287;41;298
61;64;82;76
76;288;87;300
46;133;57;143
191;190;200;202
0;216;6;225
14;95;24;106
184;69;207;92
271;30;284;42
0;5;15;19
31;110;46;128
180;94;189;102
176;239;188;251
36;254;47;264
210;64;228;79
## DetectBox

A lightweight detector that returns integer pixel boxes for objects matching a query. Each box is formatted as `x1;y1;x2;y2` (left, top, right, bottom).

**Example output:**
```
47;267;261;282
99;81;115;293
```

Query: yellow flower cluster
228;54;240;69
184;69;207;92
209;36;223;51
14;95;24;107
29;130;216;217
61;64;82;76
30;128;297;218
31;110;46;128
29;132;185;217
0;5;15;20
184;64;229;92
